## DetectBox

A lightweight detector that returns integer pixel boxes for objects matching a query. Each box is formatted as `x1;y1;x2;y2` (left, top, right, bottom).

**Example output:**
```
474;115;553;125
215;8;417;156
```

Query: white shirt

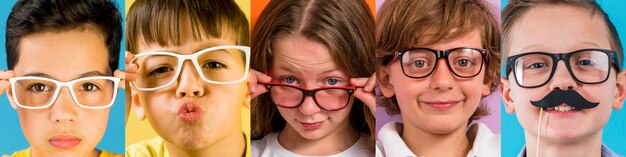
376;122;500;157
252;132;374;157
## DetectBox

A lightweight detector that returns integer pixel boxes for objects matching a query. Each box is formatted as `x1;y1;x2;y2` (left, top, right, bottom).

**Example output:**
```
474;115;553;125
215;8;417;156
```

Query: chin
416;118;465;135
542;130;588;143
175;129;211;149
178;137;209;149
297;129;328;140
426;125;461;135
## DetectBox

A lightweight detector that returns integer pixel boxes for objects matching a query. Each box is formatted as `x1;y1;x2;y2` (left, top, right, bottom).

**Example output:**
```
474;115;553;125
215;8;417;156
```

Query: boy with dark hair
2;0;124;156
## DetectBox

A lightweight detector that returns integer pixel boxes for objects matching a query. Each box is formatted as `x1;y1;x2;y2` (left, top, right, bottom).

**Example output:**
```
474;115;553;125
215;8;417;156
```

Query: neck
277;120;359;156
524;130;603;157
165;128;246;157
402;123;471;157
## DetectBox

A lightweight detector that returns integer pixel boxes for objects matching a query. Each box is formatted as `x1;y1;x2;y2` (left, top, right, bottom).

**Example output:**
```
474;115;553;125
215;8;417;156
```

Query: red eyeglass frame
262;69;357;111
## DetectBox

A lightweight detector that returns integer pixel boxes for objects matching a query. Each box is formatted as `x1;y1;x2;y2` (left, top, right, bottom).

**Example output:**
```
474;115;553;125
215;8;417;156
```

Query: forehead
418;29;483;50
507;4;612;56
271;36;336;70
15;29;109;80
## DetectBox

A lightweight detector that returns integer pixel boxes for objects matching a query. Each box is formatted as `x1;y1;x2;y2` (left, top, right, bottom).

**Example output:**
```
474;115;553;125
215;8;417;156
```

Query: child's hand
249;69;271;99
351;73;377;116
0;70;15;96
119;51;138;89
123;51;137;125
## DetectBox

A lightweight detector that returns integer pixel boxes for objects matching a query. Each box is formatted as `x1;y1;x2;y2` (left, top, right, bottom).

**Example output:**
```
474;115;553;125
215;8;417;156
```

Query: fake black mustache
530;89;599;109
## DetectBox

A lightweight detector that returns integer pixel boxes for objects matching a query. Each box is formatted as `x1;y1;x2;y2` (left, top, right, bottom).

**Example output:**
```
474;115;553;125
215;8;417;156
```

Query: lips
421;100;461;110
49;135;81;149
178;101;204;122
299;121;323;130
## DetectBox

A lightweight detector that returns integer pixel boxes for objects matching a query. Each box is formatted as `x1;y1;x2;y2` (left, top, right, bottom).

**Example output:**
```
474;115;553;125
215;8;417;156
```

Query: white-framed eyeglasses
130;45;250;91
8;76;121;110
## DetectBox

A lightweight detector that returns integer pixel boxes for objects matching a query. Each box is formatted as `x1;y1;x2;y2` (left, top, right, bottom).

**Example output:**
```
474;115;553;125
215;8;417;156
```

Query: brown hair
502;0;622;64
126;0;249;53
375;0;501;120
251;0;376;141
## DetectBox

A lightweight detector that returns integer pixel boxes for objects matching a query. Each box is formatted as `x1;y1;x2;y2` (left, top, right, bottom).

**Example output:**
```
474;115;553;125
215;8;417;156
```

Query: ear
482;81;492;97
131;87;146;120
244;79;250;109
613;70;626;110
6;86;17;109
377;65;395;98
501;78;516;113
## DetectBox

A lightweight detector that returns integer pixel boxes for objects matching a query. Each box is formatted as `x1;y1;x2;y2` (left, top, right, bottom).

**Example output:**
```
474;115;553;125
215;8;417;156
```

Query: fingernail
251;85;256;93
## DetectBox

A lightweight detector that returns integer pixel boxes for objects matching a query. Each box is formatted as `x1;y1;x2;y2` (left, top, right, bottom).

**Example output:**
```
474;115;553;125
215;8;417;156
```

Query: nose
298;96;321;116
176;61;205;98
49;87;78;123
548;61;577;90
429;59;455;91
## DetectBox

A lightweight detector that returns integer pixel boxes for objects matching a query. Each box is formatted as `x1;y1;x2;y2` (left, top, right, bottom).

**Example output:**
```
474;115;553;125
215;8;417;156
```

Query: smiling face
269;36;355;140
7;28;110;157
379;29;490;135
130;15;248;149
502;4;622;143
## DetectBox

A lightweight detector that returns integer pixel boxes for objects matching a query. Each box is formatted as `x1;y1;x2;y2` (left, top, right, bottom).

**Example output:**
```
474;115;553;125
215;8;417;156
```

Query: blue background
0;0;125;155
501;0;626;156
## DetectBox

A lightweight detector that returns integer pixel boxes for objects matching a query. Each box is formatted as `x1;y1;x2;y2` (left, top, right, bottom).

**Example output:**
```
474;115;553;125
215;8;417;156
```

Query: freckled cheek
329;107;351;122
276;108;298;122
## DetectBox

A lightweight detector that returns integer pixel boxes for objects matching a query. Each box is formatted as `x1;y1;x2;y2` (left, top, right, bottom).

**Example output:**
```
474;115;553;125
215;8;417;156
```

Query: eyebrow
147;47;235;58
277;65;344;77
23;71;108;81
277;65;300;74
519;42;602;53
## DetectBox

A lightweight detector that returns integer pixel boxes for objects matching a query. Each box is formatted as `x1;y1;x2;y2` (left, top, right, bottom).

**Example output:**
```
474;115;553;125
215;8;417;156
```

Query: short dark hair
6;0;122;72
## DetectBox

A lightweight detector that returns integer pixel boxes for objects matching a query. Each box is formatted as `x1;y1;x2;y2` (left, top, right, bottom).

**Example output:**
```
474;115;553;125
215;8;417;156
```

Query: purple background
374;0;502;135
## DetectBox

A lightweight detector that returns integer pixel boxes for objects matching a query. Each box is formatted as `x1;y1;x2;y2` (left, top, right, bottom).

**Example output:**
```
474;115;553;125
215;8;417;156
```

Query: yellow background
124;0;251;146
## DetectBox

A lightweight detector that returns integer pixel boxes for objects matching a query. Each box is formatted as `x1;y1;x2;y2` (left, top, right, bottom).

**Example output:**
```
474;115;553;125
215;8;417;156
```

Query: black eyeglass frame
504;48;622;88
384;47;488;79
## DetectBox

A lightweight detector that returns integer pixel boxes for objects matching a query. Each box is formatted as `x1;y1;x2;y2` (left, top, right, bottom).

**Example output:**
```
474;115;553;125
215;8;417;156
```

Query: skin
6;28;110;157
378;29;491;156
501;4;626;157
268;36;360;155
130;14;247;157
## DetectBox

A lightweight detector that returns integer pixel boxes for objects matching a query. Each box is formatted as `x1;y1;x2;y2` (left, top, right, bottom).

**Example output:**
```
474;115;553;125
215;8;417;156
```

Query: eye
28;83;50;92
326;78;339;86
456;59;473;67
526;63;547;69
80;82;100;92
203;61;227;69
148;66;174;76
280;76;298;84
412;60;427;68
576;60;593;66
